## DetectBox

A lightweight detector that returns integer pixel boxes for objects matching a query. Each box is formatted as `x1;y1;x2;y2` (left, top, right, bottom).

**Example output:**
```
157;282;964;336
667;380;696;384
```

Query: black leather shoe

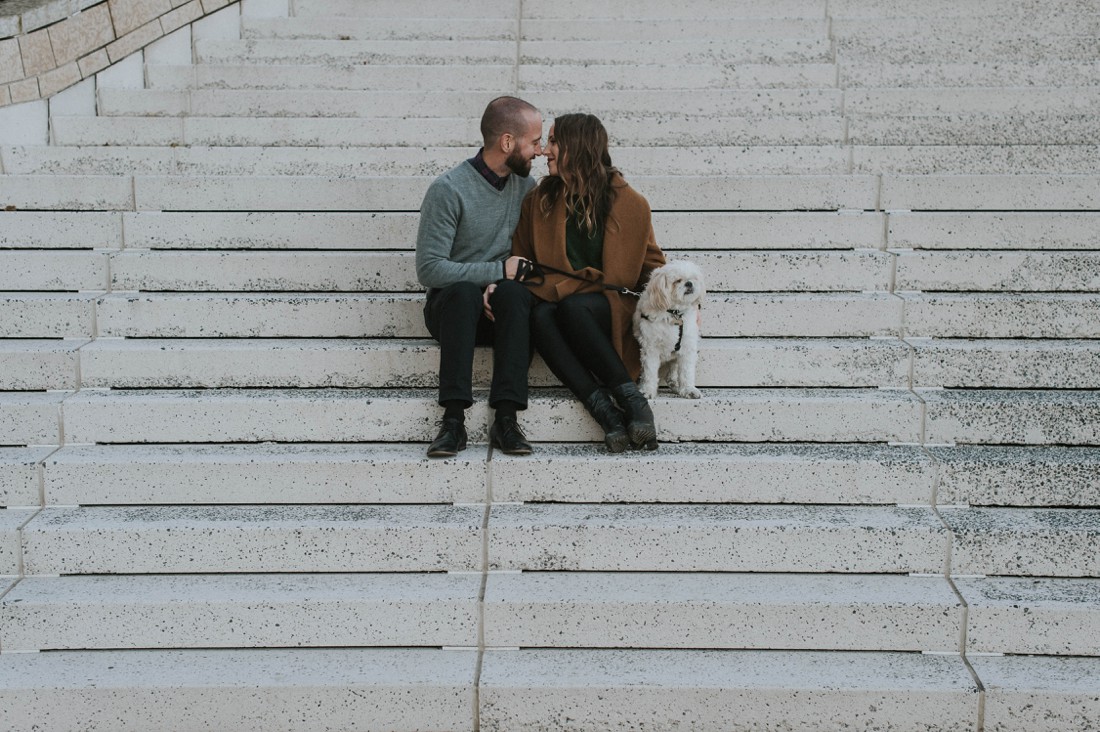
610;382;658;450
427;417;467;458
490;415;533;455
584;388;629;453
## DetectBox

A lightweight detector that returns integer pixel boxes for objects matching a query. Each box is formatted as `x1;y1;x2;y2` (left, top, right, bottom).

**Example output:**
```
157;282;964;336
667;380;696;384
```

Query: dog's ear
646;268;672;311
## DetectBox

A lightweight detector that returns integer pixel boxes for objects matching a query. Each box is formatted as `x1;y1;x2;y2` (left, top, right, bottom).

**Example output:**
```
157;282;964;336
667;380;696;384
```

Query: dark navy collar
468;148;509;191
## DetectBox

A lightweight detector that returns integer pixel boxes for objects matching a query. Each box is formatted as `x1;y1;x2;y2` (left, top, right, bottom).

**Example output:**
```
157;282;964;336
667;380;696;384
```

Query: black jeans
531;292;632;401
423;279;534;409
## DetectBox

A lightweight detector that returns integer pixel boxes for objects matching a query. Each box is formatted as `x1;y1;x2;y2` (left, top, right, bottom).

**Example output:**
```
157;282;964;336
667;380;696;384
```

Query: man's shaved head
481;96;540;147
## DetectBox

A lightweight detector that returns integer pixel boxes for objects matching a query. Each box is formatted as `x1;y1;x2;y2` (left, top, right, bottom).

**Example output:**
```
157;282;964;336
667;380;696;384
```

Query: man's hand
483;283;497;321
503;255;530;280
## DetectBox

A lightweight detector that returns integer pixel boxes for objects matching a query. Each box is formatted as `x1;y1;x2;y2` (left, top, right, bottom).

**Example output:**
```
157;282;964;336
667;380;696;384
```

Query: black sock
443;401;465;422
494;401;519;422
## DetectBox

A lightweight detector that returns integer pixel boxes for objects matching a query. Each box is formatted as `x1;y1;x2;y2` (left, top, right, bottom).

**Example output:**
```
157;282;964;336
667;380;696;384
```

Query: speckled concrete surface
0;648;477;731
483;572;961;651
0;175;133;211
21;505;485;573
44;443;487;505
971;655;1100;732
0;507;35;574
887;212;1100;251
487;504;947;573
911;339;1100;389
656;211;886;250
896;251;1100;291
923;389;1100;446
0;392;66;447
931;445;1100;507
940;507;1100;577
491;442;935;504
0;447;49;507
956;577;1100;655
0;340;83;390
480;649;978;731
902;293;1100;338
855;144;1100;174
1;294;96;338
1;573;481;650
0;211;122;249
0;251;108;291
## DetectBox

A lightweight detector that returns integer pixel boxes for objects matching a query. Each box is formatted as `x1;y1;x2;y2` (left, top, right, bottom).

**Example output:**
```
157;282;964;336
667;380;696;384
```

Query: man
415;96;543;457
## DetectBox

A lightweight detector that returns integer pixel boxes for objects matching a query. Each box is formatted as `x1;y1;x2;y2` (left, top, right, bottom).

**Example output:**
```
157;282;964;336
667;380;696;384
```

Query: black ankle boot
584;388;629;453
610;382;658;450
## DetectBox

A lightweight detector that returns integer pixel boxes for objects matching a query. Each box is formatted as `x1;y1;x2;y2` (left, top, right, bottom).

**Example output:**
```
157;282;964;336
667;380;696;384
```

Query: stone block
108;0;171;37
973;655;1100;732
19;28;55;76
77;48;110;77
106;18;163;63
0;212;122;248
180;115;481;147
0;250;108;290
888;212;1100;251
656;212;884;250
902;293;1100;338
133;175;430;211
1;294;96;338
193;37;515;65
52;115;184;144
706;293;902;337
158;0;201;35
9;78;41;104
0;38;25;85
0;340;82;390
0;507;34;573
896;251;1100;291
492;442;934;505
924;389;1100;446
882;175;1100;211
36;61;81;97
0;85;10;105
22;504;485;573
932;445;1100;508
523;37;832;66
48;4;115;65
940;507;1100;577
483;573;962;651
957;577;1100;656
487;503;947;573
48;75;95;116
0;174;133;210
240;0;288;17
0;648;477;731
191;4;241;42
480;649;978;731
44;443;487;504
0;447;51;506
912;339;1100;390
94;49;142;87
144;25;191;64
1;573;480;649
0;392;66;446
520;61;837;91
0;98;47;144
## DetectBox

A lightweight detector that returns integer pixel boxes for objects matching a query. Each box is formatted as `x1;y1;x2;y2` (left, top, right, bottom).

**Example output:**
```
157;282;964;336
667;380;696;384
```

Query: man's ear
499;133;514;154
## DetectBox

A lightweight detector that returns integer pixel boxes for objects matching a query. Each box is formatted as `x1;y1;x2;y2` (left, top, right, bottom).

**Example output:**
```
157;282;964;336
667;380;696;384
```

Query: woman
511;113;666;451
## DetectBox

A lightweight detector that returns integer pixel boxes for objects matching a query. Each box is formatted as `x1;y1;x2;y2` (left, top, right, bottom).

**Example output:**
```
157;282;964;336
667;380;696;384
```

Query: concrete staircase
1;0;1099;729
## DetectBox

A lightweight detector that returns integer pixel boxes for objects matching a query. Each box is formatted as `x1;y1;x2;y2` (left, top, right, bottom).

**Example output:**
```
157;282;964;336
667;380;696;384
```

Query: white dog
633;260;705;400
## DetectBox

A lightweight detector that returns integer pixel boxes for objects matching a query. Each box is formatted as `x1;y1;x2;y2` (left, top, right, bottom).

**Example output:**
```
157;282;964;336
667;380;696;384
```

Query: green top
565;210;604;271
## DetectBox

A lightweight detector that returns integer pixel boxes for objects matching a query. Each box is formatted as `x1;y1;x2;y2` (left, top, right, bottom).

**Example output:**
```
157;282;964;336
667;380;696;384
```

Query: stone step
970;655;1100;732
104;250;890;292
38;441;928;506
241;16;827;41
941;507;1100;577
828;0;1096;19
901;293;1100;338
0;251;108;291
110;210;885;251
0;294;96;338
931;445;1100;508
846;88;1100;116
481;573;961;652
880;174;1100;211
887;212;1100;251
850;113;1100;145
41;442;487;505
841;61;1100;88
0;175;133;211
0;508;34;573
925;389;1100;446
0;212;122;249
896;251;1100;291
837;36;1100;63
145;62;838;91
0;447;52;506
0;573;482;650
956;577;1100;655
832;15;1100;39
95;88;846;118
301;0;823;19
60;388;923;444
0;340;83;391
854;145;1100;174
193;37;834;67
294;0;518;16
3;144;854;177
21;505;485;573
0;392;66;447
0;648;477;732
911;339;1100;389
91;293;902;338
52;114;850;147
488;504;946;573
76;337;910;390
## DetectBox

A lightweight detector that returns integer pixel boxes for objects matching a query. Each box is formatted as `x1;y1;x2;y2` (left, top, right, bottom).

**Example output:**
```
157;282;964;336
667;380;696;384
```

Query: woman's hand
503;255;530;280
483;283;497;321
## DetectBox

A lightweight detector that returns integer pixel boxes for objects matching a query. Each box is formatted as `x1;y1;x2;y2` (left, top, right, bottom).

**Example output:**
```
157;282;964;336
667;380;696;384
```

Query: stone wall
0;0;233;107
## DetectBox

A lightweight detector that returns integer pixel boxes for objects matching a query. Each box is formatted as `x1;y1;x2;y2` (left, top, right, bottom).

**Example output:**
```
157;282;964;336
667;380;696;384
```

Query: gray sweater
415;159;536;289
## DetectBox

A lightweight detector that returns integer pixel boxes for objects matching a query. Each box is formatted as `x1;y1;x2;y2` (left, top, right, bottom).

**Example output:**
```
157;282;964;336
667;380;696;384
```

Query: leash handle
516;257;640;298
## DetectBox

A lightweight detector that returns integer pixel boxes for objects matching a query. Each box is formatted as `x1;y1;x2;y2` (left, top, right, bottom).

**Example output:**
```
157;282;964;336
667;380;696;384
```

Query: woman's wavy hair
538;113;619;236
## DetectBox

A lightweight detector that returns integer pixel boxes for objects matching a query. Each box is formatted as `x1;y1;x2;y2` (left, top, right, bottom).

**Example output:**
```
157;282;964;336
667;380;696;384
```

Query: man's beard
505;147;532;178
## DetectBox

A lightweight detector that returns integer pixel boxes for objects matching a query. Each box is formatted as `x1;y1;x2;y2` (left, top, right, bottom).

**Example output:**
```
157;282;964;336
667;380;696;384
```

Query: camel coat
511;175;666;380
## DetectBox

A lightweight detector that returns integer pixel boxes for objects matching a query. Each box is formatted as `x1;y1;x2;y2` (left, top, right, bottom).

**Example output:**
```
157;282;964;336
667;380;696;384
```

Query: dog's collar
641;310;686;352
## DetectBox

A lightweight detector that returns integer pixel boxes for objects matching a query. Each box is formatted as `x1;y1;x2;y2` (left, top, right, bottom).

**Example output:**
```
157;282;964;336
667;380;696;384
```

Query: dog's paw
678;387;702;399
638;381;658;400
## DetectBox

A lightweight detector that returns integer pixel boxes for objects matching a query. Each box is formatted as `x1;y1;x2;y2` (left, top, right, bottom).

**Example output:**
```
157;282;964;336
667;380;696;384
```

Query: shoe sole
427;443;467;459
627;422;657;449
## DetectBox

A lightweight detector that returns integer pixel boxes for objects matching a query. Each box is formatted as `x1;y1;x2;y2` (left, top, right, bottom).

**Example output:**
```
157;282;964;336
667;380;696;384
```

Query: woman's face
545;124;562;179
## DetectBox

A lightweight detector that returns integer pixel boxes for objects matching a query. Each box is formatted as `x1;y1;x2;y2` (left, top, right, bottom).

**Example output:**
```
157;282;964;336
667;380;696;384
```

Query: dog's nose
684;281;694;292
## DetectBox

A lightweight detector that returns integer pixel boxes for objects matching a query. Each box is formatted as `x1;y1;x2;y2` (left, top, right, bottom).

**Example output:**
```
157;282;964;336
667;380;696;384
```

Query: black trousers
423;279;534;409
531;292;632;401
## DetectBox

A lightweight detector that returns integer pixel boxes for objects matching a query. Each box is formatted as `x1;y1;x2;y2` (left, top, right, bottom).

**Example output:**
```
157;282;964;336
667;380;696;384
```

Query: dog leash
513;258;642;298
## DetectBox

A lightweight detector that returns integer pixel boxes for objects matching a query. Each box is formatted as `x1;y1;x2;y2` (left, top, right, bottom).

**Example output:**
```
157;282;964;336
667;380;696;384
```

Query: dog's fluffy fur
633;260;705;399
